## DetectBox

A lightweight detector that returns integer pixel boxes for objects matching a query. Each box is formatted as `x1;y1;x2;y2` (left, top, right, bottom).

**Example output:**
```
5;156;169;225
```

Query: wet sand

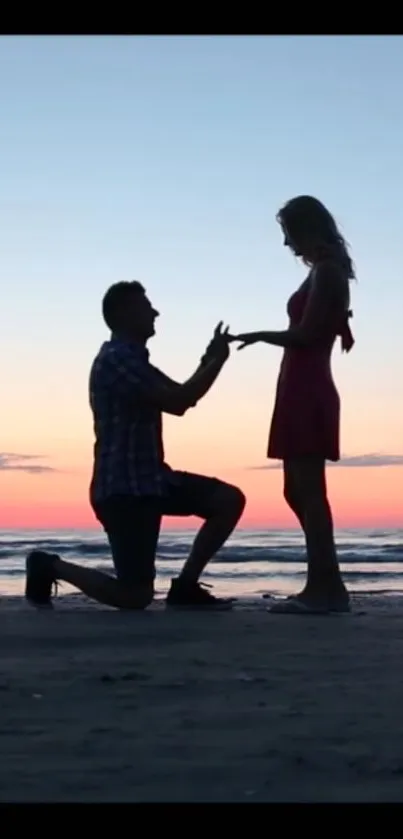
2;593;403;802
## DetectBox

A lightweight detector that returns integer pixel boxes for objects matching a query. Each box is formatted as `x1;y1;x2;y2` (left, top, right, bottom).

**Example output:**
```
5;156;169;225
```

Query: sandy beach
2;593;403;802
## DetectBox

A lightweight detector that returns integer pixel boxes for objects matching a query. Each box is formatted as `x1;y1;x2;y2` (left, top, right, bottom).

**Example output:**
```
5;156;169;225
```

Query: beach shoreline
2;526;402;604
2;593;403;802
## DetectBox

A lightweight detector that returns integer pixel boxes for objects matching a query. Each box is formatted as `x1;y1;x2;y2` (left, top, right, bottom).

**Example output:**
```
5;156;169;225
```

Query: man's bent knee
284;480;300;510
211;483;246;518
284;487;296;509
119;583;154;610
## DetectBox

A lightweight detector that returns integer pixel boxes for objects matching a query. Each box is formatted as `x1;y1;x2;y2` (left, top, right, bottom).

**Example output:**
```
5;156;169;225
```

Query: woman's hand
228;332;262;350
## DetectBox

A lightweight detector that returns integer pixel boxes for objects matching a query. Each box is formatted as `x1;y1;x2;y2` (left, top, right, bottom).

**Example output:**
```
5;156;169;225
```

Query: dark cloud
0;453;57;474
330;454;403;468
248;453;403;470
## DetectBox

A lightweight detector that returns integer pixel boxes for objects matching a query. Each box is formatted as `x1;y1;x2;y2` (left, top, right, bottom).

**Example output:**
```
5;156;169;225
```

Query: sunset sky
1;35;402;530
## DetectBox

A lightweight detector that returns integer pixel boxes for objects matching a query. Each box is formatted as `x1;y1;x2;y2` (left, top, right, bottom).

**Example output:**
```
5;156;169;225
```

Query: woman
230;195;355;614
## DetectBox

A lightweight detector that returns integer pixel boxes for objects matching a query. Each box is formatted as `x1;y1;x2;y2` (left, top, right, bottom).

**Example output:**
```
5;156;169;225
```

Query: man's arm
174;354;227;411
150;319;227;390
108;345;228;417
149;367;181;390
149;322;231;414
148;366;197;415
149;355;219;415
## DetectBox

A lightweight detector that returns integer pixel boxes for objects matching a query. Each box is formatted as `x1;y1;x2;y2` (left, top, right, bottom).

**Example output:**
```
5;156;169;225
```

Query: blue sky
0;36;402;503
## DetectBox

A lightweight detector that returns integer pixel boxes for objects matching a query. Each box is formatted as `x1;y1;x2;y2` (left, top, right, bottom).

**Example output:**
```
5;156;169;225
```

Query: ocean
1;527;402;601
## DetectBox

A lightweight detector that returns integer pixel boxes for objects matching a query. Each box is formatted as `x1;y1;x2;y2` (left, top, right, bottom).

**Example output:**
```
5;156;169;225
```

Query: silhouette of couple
26;196;355;616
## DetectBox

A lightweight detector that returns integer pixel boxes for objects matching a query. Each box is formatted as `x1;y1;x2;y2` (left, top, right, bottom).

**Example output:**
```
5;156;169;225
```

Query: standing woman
231;196;355;614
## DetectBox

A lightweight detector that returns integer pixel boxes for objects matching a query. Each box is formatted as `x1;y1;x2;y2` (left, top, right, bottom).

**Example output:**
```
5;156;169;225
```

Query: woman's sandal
269;597;330;615
269;595;351;614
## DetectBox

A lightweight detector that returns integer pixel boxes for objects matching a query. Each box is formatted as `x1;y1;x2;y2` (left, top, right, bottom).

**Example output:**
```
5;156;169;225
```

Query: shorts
92;471;222;587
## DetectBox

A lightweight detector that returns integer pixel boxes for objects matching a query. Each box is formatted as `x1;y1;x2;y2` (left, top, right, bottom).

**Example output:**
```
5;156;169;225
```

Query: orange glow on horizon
0;462;401;530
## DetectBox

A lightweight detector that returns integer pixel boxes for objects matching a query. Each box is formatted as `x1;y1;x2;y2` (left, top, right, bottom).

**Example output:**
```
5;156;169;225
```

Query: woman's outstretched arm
230;261;346;351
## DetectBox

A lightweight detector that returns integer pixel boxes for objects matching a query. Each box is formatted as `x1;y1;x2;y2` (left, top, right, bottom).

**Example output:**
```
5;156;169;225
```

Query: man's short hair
102;281;145;330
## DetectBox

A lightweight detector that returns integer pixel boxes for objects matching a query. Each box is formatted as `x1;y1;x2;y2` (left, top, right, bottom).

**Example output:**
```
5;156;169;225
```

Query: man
25;280;245;610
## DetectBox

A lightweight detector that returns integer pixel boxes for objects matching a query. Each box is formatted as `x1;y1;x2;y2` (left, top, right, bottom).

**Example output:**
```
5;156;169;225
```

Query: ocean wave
1;564;403;582
0;537;401;564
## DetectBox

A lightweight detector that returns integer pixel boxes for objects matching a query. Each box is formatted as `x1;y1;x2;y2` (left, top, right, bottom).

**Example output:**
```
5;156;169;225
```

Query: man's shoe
25;551;59;608
166;578;233;610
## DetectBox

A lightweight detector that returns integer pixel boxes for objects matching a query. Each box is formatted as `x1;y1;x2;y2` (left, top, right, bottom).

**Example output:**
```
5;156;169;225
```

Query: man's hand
201;322;231;366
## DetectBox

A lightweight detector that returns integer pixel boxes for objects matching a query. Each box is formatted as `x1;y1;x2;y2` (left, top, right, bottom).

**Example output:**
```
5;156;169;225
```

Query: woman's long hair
277;195;356;281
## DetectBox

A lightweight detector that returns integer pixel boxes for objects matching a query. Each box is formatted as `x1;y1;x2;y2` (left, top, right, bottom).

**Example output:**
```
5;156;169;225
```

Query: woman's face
281;222;302;257
281;220;321;265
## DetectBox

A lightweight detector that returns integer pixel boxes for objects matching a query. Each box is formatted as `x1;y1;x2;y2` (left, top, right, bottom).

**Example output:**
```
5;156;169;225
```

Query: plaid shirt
89;337;174;503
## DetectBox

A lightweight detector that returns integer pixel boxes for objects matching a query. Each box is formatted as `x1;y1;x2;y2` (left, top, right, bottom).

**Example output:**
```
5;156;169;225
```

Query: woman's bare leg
283;463;308;596
286;457;349;607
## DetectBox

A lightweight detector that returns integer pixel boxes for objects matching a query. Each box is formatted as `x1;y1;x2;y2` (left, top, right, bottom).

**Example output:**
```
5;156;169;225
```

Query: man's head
102;281;159;343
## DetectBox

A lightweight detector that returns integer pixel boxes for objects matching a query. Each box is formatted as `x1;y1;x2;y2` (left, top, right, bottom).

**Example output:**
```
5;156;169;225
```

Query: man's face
126;292;159;340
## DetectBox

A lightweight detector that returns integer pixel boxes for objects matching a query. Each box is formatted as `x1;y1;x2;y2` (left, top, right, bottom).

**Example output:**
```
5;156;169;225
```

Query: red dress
267;277;353;462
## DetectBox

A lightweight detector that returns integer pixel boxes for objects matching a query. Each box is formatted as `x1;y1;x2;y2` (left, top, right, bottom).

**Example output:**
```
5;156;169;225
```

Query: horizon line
0;523;400;533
